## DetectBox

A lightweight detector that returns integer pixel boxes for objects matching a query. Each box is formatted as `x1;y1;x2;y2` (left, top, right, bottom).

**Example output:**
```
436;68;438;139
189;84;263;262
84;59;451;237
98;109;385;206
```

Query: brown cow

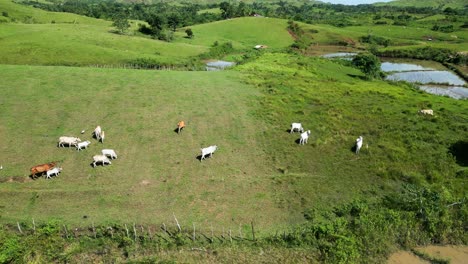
30;162;56;179
177;121;185;134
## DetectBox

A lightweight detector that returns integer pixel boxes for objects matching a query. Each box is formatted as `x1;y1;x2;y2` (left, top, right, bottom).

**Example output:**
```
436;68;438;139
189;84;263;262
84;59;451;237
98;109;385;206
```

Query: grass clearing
0;65;296;233
176;17;294;49
0;23;207;66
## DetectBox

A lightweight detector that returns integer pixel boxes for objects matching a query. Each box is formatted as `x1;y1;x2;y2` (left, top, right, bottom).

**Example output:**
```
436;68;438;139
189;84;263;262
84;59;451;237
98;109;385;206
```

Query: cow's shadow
173;128;184;134
29;173;45;180
295;138;301;145
196;154;214;161
350;145;357;153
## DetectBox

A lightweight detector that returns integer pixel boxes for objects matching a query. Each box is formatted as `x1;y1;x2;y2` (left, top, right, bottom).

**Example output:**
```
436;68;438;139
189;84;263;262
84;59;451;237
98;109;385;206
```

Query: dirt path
388;245;468;264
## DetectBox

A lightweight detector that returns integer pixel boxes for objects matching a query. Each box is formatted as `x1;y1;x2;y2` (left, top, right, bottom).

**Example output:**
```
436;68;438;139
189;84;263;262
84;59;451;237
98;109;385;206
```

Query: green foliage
185;28;194;38
112;15;130;34
352;53;383;79
0;233;23;263
199;41;234;59
359;34;391;47
377;47;467;65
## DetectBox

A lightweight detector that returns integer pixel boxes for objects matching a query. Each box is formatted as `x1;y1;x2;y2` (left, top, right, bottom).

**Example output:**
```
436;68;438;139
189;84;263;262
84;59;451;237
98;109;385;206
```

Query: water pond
205;60;235;71
385;70;466;86
322;53;467;99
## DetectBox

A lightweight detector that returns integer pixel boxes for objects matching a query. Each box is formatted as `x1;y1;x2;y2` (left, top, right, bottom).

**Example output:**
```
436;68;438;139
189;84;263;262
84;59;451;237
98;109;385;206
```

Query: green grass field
176;17;294;49
0;65;292;232
0;23;207;66
0;0;467;261
1;53;466;234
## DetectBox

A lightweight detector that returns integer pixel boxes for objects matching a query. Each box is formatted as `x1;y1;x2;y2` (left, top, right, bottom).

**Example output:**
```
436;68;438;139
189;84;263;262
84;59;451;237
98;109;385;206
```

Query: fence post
32;218;36;233
251;221;256;241
239;223;243;240
192;223;196;241
133;223;137;241
173;213;181;232
92;222;96;238
17;222;23;234
63;224;69;239
125;224;129;238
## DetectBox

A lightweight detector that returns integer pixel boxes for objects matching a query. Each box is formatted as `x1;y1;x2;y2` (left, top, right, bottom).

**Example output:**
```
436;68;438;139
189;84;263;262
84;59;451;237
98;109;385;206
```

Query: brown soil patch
388;246;468;264
416;245;468;264
387;251;429;264
0;176;31;183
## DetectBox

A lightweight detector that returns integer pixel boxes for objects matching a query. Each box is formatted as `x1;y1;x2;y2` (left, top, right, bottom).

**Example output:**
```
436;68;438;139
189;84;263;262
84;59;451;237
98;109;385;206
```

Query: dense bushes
377;47;468;65
359;34;391;47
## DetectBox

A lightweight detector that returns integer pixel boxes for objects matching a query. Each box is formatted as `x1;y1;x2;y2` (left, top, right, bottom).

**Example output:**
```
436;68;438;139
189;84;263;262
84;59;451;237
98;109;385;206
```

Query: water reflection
386;71;466;86
381;62;433;72
321;52;357;58
419;85;468;100
206;60;235;71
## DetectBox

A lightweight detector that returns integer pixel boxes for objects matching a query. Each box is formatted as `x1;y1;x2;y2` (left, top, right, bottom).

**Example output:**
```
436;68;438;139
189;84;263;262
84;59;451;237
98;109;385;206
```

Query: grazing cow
46;167;62;179
100;131;105;143
299;130;311;145
200;145;218;161
102;149;117;159
58;136;81;147
177;121;185;134
92;155;111;167
290;123;304;133
93;126;102;140
76;140;91;151
30;162;56;178
419;109;433;116
355;136;363;154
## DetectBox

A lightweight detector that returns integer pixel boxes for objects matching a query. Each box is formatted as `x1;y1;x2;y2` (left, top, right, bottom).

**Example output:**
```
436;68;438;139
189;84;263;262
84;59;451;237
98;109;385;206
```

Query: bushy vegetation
377;46;468;65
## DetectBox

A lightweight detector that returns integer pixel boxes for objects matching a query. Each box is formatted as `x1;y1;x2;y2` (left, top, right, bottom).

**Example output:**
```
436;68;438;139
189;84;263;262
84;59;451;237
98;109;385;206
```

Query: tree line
20;0;467;40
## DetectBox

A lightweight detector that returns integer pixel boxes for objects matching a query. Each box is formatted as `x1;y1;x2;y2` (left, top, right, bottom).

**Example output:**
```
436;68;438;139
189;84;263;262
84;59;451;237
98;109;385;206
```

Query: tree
220;2;234;19
112;15;130;34
167;13;181;32
147;14;166;35
352;53;382;79
185;28;194;39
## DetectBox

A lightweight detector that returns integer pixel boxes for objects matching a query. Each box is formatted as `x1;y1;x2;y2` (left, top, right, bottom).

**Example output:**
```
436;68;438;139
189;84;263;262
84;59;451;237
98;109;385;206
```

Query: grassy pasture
0;23;207;66
236;53;468;213
1;54;466;234
0;0;105;25
176;17;294;50
0;65;294;232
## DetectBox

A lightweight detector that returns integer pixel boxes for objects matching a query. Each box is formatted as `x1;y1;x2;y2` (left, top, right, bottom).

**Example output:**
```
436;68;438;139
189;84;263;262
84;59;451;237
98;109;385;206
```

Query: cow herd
25;108;434;179
29;125;118;179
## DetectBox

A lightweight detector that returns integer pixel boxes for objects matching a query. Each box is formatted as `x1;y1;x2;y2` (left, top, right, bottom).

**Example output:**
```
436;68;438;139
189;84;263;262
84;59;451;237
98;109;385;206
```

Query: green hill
175;17;294;50
0;0;105;24
377;0;467;8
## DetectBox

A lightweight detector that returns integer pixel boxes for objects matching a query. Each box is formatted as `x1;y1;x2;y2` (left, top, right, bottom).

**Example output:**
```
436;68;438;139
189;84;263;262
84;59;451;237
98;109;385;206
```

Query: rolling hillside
175;17;294;49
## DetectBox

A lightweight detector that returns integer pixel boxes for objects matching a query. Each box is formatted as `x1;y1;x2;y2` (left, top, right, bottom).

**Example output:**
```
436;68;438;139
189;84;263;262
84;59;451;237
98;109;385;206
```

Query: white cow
201;145;218;161
419;109;433;116
100;131;105;143
92;155;112;167
102;149;117;159
76;140;91;151
355;136;363;154
46;167;62;179
93;126;102;140
290;123;304;133
299;130;311;145
58;136;81;147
